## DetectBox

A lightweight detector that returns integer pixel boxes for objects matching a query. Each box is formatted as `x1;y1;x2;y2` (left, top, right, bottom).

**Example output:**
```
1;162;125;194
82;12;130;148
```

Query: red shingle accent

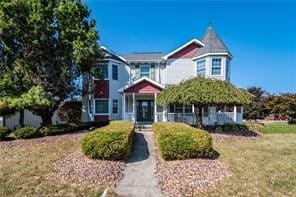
124;80;162;93
94;115;109;121
169;43;201;59
94;80;109;98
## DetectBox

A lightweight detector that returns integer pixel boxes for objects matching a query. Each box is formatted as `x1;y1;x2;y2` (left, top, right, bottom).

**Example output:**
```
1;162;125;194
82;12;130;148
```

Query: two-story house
87;26;243;125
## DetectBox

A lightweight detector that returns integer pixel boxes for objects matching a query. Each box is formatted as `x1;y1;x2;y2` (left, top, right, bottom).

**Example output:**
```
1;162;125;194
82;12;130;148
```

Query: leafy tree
0;63;32;127
0;0;101;125
57;101;82;123
243;86;267;120
157;77;252;128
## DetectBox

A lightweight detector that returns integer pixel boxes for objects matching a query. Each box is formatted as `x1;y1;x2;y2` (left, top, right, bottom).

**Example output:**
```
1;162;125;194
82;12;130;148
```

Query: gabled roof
100;46;128;64
123;52;165;62
162;39;204;60
118;77;164;93
193;26;232;59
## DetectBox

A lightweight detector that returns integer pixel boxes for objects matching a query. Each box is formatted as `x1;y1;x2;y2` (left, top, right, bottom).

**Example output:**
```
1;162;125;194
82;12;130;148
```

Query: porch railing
124;113;134;122
156;112;163;122
167;113;196;125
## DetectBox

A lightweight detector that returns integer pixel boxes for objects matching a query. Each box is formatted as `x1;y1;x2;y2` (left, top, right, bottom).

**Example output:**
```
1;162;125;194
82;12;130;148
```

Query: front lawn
207;134;296;196
260;122;296;134
0;134;103;196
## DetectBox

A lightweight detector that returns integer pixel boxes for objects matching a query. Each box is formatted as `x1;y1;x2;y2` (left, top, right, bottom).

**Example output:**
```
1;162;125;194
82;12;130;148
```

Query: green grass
260;122;296;134
0;138;103;196
206;134;296;196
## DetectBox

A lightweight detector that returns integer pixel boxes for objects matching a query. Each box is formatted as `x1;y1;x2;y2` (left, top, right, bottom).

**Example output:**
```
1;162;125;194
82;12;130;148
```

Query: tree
0;63;32;127
0;0;101;125
243;86;267;120
157;77;252;128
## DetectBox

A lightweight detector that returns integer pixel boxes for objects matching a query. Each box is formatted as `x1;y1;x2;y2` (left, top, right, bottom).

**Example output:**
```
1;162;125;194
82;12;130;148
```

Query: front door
137;100;154;122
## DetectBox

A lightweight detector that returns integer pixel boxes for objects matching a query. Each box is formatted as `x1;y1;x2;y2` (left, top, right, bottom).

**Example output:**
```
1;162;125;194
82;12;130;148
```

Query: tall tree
243;86;267;120
0;0;101;125
157;77;252;128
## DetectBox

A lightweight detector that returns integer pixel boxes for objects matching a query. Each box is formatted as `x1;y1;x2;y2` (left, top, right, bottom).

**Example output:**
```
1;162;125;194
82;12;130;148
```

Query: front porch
120;77;243;125
122;92;166;123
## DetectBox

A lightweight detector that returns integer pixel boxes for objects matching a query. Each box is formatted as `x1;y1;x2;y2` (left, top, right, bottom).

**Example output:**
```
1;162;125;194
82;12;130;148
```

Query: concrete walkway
115;129;162;197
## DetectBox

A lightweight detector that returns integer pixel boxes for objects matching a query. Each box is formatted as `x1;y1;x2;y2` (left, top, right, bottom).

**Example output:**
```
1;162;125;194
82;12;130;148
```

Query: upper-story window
140;65;150;78
197;59;206;76
97;65;108;79
211;58;222;75
112;65;118;80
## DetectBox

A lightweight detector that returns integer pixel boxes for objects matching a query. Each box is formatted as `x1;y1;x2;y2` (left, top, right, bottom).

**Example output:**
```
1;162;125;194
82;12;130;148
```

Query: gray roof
195;26;231;57
123;52;165;62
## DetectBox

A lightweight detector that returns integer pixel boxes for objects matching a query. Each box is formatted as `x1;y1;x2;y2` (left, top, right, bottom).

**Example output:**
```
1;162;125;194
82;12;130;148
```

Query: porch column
122;93;126;120
163;105;167;122
234;105;237;122
154;93;157;122
132;93;136;123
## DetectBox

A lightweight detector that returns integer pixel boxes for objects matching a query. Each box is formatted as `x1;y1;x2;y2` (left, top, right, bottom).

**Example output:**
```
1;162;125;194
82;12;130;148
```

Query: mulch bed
53;151;125;187
209;129;261;143
155;156;231;196
0;131;86;149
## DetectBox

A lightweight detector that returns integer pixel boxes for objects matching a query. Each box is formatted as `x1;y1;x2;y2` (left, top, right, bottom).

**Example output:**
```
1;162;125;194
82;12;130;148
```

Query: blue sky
85;0;296;93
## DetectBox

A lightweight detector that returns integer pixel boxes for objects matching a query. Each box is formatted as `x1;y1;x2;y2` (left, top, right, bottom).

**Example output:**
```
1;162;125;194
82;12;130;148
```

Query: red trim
169;43;201;59
94;80;109;98
124;80;163;93
94;115;109;121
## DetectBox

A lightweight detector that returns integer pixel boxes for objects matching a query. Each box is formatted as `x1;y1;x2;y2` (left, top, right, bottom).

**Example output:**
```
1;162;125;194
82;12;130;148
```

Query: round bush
0;127;11;140
13;127;41;139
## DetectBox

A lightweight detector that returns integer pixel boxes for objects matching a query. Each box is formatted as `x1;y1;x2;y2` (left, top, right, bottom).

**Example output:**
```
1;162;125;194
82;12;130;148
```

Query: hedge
0;127;11;140
153;122;213;160
81;121;134;161
13;127;42;139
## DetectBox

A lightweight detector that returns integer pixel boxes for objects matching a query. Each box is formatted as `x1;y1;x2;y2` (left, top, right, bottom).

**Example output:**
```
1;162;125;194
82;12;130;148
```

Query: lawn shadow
128;132;149;163
204;125;260;137
209;149;220;160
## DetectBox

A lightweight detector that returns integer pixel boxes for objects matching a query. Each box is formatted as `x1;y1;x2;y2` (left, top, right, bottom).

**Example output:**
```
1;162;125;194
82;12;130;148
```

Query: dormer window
140;65;150;78
211;58;221;75
197;59;206;76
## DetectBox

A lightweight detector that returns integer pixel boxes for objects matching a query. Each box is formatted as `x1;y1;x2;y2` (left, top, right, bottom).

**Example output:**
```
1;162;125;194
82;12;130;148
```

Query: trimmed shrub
0;127;11;140
153;122;213;160
81;121;134;161
13;127;41;139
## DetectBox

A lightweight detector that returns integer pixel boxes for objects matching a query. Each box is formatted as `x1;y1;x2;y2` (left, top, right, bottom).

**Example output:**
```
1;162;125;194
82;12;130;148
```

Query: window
211;58;221;75
226;105;234;112
184;105;192;113
140;65;150;78
197;59;206;76
237;106;242;113
97;65;108;79
203;106;209;117
216;106;225;113
95;99;109;114
112;65;118;80
112;99;118;114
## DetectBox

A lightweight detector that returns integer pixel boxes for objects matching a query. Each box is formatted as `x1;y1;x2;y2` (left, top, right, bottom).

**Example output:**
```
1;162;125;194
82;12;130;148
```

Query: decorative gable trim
118;77;164;93
192;52;233;60
163;39;204;60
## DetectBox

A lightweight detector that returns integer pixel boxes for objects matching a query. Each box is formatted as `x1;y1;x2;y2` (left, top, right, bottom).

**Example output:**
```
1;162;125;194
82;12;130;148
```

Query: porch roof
119;77;165;93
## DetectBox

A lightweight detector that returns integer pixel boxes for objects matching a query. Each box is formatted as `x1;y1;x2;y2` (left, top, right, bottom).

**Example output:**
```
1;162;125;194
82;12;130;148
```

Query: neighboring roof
193;26;232;59
100;46;128;64
118;77;165;93
163;39;204;60
123;52;165;62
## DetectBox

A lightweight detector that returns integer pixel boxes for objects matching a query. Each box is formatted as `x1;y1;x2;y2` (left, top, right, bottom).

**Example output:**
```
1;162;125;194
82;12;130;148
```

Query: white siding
108;60;130;120
4;110;61;130
165;58;195;84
